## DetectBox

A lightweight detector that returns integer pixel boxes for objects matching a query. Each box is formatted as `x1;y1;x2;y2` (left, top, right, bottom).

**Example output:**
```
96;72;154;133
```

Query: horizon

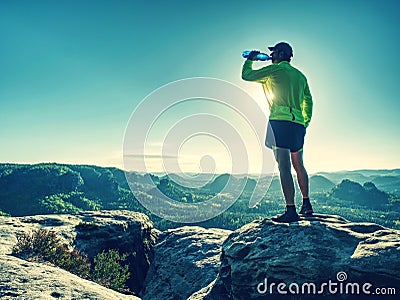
1;161;399;177
1;1;399;174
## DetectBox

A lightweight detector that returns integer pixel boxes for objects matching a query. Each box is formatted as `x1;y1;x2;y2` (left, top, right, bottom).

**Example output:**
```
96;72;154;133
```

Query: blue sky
1;0;399;173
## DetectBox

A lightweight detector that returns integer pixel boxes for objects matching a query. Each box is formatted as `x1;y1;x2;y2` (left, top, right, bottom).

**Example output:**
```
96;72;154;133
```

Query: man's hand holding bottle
242;50;271;61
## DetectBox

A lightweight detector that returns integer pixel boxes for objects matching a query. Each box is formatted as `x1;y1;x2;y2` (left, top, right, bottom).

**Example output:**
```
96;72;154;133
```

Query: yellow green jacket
242;60;313;127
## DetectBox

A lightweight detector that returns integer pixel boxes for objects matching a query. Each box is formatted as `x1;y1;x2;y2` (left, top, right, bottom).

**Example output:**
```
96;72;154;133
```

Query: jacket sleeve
241;60;270;82
302;81;313;128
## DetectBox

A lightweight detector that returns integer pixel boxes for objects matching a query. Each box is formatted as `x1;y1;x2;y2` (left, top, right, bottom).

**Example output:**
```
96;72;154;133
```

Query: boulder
72;210;159;293
193;214;400;299
0;255;140;300
141;226;231;300
0;210;159;294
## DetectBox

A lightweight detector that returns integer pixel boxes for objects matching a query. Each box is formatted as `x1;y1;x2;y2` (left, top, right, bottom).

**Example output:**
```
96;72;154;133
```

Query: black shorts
265;120;306;152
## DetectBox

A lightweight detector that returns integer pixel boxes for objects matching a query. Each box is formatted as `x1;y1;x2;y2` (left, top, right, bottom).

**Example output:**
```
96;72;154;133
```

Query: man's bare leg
291;150;313;215
274;148;295;206
271;148;299;222
291;150;309;198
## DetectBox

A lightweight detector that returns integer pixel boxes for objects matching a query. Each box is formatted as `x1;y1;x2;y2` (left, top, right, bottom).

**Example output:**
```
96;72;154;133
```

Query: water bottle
242;50;271;61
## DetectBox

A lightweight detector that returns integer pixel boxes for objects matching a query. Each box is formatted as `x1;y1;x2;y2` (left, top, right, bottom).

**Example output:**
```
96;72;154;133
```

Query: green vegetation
12;228;131;292
92;249;130;292
1;163;399;231
39;192;101;214
0;163;144;216
0;209;10;216
12;228;91;279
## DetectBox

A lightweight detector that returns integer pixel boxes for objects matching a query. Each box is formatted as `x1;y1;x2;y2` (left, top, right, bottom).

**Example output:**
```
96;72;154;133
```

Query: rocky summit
193;214;400;300
1;211;399;300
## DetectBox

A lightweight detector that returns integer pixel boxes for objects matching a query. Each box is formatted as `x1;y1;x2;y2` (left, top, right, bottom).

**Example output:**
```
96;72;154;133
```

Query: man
242;42;313;222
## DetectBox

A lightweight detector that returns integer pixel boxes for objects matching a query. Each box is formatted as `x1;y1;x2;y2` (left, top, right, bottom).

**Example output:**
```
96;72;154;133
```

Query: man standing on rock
242;42;314;222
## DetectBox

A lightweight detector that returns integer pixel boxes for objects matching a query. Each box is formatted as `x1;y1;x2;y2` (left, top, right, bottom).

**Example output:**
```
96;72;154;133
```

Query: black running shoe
299;201;313;215
271;210;300;223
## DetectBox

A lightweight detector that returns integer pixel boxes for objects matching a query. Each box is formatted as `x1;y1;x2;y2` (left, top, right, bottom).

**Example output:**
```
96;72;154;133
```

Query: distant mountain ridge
309;175;335;193
0;163;399;230
202;174;257;194
328;179;391;209
314;169;400;194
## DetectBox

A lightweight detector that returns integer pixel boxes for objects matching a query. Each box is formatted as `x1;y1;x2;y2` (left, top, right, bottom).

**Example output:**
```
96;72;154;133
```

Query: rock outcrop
2;211;400;300
0;255;140;300
141;226;231;300
0;210;159;296
192;214;400;299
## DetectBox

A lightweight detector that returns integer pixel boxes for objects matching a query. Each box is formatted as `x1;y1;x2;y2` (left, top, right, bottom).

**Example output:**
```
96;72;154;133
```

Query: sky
1;0;399;174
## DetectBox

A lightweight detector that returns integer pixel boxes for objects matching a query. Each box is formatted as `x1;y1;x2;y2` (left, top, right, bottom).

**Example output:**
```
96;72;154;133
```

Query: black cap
268;42;293;57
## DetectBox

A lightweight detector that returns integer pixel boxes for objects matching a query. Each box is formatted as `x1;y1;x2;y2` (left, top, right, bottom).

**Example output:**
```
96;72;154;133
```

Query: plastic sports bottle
242;50;271;61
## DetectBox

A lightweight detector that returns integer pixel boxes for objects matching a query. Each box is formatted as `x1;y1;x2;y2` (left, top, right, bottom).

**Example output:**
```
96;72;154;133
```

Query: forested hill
0;163;139;216
0;163;399;230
